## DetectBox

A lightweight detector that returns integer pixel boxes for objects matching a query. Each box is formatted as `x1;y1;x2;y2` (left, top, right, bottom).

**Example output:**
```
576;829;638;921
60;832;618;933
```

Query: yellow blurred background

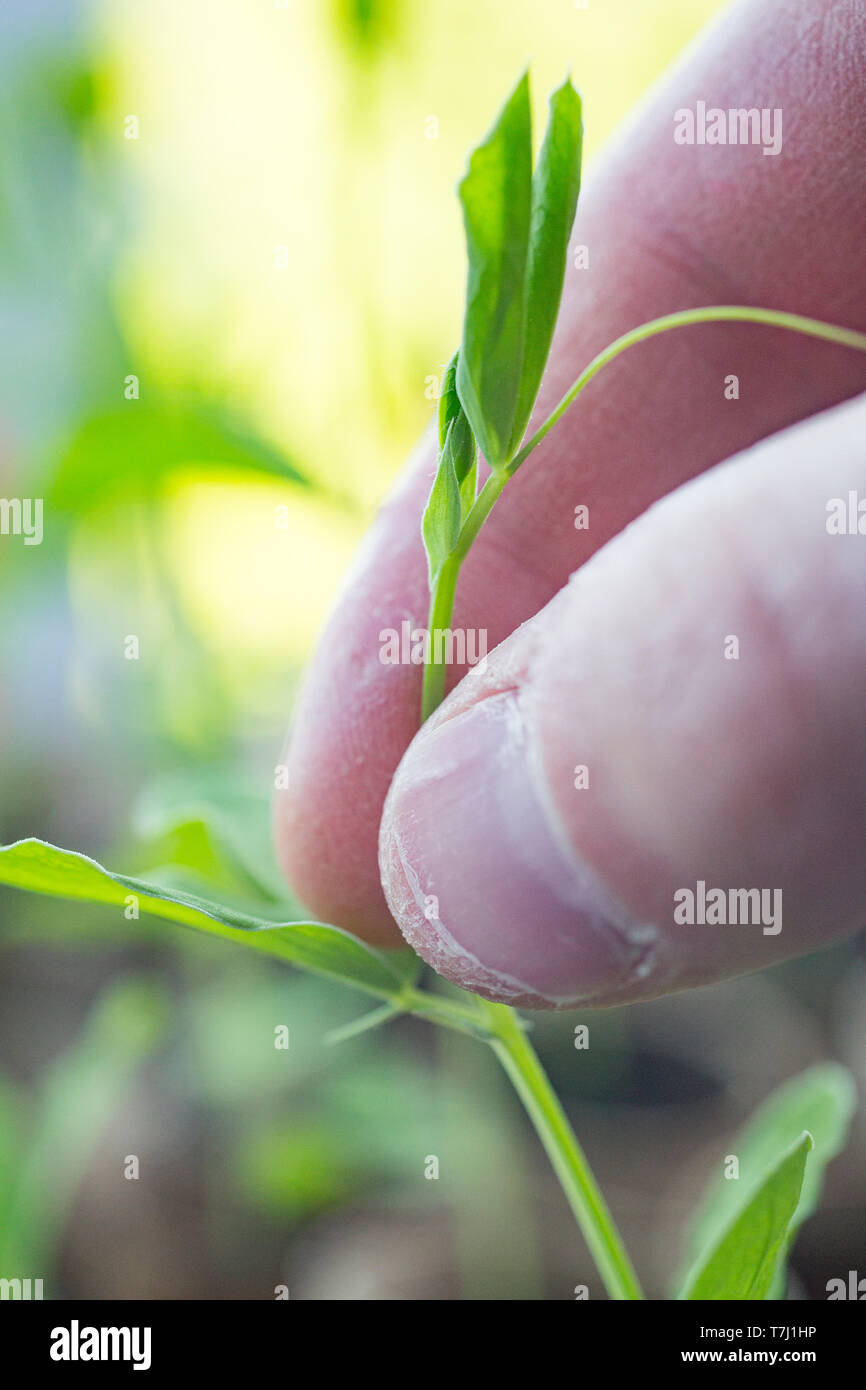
84;0;722;683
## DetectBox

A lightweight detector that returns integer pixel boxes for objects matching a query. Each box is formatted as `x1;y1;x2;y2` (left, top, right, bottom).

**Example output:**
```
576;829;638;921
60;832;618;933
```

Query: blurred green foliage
7;0;854;1306
0;978;167;1278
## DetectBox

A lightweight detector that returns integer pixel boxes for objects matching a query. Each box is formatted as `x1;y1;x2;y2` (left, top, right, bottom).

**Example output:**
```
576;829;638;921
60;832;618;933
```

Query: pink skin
276;0;866;1000
380;394;866;1006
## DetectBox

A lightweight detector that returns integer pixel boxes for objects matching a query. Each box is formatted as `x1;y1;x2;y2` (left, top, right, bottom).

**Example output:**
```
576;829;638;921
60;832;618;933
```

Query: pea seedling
2;73;864;1300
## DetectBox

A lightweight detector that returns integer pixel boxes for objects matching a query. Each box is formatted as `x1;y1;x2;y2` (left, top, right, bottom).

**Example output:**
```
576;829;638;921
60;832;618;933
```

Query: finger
379;392;866;1007
277;0;866;941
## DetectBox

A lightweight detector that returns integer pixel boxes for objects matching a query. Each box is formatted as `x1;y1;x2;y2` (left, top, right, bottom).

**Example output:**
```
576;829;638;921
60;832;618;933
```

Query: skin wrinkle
379;707;547;1004
381;675;666;1007
520;666;662;977
390;822;543;1005
385;792;672;1010
624;214;744;313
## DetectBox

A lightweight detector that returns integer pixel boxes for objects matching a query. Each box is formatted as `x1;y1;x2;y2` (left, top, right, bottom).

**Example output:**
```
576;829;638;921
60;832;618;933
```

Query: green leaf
422;421;462;586
439;357;477;494
451;413;478;498
511;77;583;451
459;448;479;518
48;397;308;511
677;1064;856;1296
0;839;418;1001
422;407;476;587
438;351;462;450
456;71;532;470
455;72;583;471
679;1132;812;1300
132;766;293;904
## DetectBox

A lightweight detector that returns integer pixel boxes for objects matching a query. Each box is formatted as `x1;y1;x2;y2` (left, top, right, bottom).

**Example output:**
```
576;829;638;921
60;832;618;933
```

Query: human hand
276;0;866;1007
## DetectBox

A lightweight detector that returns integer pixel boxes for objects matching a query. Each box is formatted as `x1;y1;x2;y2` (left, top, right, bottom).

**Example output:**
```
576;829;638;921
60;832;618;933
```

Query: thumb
379;392;866;1009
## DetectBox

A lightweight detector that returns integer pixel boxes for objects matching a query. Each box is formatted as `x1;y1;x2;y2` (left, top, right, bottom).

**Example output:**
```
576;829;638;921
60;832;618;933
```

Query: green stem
421;470;506;722
509;305;866;474
482;1001;644;1300
423;305;866;724
400;983;643;1295
416;303;866;1299
420;557;459;723
400;985;496;1040
324;1000;404;1045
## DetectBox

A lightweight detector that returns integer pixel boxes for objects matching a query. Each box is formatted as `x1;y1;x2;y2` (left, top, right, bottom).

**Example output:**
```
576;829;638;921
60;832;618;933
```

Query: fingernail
379;691;658;1007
